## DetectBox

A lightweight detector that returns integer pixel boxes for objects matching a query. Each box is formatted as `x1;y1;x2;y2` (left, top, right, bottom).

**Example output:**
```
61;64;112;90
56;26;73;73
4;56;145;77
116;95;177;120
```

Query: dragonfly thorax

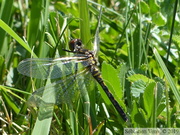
69;39;98;66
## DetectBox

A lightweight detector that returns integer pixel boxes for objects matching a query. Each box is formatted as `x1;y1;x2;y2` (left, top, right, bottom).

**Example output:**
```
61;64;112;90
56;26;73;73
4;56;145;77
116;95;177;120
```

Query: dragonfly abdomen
90;66;128;121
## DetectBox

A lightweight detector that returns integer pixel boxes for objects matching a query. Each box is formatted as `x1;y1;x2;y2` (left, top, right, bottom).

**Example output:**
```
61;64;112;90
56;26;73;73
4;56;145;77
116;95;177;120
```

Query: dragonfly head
69;39;83;52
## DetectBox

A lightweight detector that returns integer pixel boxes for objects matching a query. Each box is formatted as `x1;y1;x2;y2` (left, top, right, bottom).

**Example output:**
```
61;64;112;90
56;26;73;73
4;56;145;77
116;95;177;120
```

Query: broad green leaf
127;74;154;83
140;1;150;14
131;101;139;126
149;0;160;14
143;82;156;118
138;108;149;126
101;61;122;99
156;103;166;116
172;35;180;47
55;1;68;14
118;63;128;92
152;12;166;26
132;101;147;126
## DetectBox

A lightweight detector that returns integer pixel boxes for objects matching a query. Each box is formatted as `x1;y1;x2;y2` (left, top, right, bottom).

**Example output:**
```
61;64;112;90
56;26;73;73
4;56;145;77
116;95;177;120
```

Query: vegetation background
0;0;179;134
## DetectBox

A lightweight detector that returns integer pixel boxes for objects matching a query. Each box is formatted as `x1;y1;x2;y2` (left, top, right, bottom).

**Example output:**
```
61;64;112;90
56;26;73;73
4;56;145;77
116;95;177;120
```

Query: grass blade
153;47;180;103
0;19;37;58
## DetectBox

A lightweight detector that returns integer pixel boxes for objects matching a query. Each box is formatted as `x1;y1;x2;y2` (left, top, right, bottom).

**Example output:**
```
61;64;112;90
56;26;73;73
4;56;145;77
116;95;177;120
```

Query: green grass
0;0;180;135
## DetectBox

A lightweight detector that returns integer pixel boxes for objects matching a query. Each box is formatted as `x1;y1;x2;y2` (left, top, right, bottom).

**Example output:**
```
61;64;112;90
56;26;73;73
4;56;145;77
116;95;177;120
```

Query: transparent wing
17;56;90;79
27;69;92;108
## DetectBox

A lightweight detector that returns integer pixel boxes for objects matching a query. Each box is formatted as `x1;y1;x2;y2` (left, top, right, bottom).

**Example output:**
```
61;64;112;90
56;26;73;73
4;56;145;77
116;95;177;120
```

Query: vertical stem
79;0;91;49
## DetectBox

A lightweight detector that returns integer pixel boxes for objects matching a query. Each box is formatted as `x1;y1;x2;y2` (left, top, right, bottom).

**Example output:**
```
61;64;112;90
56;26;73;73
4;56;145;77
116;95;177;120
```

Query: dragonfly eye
69;39;82;51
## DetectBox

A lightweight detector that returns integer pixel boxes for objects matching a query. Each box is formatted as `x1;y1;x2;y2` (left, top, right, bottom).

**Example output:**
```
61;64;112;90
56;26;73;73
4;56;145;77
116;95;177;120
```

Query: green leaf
101;61;122;99
131;80;146;97
118;63;128;92
172;35;180;47
127;74;154;84
55;1;68;14
138;108;149;126
149;0;160;14
140;1;150;14
131;101;139;126
152;12;166;26
156;103;166;116
143;82;156;118
156;81;165;107
131;101;147;126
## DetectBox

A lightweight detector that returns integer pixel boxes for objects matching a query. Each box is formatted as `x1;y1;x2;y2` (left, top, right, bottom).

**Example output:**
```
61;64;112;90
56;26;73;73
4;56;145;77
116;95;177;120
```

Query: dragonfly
17;39;128;121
